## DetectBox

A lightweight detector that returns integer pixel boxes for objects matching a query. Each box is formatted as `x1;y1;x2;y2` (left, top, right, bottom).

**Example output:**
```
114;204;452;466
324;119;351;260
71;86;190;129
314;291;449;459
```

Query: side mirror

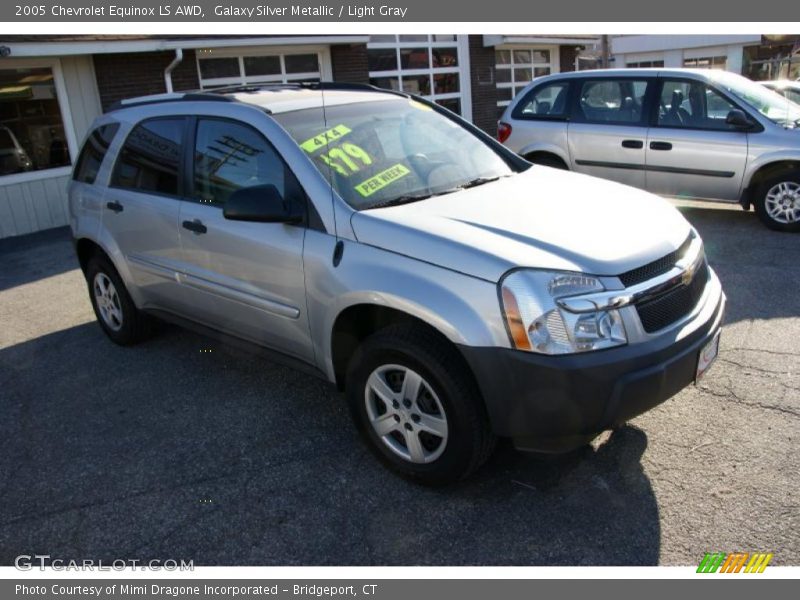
223;184;303;224
725;109;754;130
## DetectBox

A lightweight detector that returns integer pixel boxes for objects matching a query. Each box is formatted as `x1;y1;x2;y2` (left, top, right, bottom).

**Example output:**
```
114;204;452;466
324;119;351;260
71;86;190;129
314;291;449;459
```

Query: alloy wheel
364;364;449;464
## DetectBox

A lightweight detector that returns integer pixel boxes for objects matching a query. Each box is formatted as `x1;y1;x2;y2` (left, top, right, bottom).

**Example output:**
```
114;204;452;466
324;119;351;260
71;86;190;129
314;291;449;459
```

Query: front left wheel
346;324;495;485
754;172;800;232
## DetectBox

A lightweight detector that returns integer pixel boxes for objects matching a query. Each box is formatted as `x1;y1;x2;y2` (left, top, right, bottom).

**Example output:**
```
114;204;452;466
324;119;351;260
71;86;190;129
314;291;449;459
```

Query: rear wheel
754;172;800;232
86;254;153;345
346;325;495;485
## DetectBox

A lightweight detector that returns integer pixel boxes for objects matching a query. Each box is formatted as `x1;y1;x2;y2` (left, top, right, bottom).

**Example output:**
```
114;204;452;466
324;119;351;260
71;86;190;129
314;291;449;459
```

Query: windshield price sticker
355;164;411;197
320;143;373;177
300;124;352;153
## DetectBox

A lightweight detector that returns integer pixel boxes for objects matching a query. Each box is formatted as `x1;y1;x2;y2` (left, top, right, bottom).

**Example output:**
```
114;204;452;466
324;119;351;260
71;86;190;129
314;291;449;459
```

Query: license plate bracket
695;331;721;383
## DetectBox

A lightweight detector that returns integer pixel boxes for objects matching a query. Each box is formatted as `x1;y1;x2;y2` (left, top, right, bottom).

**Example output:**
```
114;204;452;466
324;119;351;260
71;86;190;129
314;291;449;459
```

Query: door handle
650;141;673;151
106;201;124;213
182;219;207;234
621;139;644;149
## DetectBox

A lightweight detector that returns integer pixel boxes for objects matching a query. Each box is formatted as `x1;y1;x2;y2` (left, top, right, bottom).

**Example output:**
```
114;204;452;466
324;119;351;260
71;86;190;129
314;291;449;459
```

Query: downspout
164;48;183;93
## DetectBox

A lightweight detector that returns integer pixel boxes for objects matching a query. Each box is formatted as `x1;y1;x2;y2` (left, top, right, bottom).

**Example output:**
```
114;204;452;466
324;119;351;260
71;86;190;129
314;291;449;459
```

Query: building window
197;50;322;88
0;67;71;177
367;35;465;115
684;56;727;70
495;47;558;118
626;60;665;68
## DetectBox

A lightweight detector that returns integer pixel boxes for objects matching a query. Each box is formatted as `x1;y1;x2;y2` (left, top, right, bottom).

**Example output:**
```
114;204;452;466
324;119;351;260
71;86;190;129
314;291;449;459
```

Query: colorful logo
697;552;773;573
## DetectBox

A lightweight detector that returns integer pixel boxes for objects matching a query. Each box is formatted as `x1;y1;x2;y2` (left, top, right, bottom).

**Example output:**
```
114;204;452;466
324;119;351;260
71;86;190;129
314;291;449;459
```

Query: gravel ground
0;201;797;566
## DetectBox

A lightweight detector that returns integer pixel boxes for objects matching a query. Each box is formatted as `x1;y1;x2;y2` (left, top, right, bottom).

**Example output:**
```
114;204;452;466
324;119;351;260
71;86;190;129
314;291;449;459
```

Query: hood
351;166;692;282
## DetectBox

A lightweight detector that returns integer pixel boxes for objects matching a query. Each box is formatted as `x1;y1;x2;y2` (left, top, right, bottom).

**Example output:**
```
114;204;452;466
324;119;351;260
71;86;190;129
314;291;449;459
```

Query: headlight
500;270;627;354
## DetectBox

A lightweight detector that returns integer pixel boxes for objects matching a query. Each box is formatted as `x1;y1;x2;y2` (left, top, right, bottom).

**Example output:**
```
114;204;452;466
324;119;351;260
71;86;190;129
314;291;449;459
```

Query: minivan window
657;80;739;130
73;123;120;184
273;98;514;210
577;79;649;124
111;118;185;196
514;81;570;119
193;118;286;206
710;70;800;127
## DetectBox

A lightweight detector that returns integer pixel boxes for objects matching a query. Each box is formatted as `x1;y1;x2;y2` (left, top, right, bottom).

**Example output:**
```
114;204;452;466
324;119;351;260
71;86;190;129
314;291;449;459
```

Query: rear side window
111;118;185;196
513;82;570;119
73;123;119;184
577;79;649;124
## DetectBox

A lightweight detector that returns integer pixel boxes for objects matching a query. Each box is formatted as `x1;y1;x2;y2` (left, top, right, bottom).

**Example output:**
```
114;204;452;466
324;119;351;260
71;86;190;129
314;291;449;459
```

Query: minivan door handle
106;201;124;213
650;141;673;151
621;139;644;149
182;219;207;234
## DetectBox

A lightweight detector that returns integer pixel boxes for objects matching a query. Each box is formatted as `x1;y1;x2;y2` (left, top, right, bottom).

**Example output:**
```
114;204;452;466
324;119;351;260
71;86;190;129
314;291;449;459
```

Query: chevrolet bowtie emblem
681;262;696;286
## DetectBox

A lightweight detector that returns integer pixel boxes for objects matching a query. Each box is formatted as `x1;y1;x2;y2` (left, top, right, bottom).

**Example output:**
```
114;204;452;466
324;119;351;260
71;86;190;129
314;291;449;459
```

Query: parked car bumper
459;284;726;453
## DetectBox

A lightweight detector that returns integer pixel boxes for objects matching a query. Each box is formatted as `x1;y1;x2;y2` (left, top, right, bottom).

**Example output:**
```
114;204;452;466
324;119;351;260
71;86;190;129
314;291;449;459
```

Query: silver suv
69;83;725;484
499;68;800;232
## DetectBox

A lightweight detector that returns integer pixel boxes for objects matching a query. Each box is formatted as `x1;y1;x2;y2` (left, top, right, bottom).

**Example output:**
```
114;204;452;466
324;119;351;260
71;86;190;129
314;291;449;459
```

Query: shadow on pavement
0;321;661;566
0;227;77;292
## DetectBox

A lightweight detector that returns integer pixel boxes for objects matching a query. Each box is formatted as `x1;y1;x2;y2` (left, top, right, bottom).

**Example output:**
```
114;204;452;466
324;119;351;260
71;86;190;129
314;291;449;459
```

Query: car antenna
318;83;345;266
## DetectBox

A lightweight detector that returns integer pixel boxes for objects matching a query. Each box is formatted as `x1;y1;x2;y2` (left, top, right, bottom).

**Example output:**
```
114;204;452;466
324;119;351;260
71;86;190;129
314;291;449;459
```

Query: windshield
710;71;800;127
273;97;515;209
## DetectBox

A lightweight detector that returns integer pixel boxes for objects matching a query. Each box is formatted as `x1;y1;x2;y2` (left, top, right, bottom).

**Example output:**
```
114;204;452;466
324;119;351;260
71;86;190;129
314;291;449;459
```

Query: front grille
635;260;709;333
619;235;693;287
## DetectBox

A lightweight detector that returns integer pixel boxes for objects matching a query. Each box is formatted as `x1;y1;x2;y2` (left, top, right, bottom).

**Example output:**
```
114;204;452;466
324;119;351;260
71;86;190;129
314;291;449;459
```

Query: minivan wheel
346;324;495;485
85;254;153;345
755;173;800;232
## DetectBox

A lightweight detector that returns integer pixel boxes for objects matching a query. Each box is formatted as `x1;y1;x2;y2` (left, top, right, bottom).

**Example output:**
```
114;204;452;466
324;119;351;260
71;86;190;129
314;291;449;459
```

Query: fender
301;231;510;382
516;141;571;167
742;150;800;190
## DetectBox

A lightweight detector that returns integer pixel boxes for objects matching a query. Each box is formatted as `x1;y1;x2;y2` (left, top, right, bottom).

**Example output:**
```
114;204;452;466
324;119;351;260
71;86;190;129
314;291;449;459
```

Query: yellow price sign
299;124;352;153
355;164;411;197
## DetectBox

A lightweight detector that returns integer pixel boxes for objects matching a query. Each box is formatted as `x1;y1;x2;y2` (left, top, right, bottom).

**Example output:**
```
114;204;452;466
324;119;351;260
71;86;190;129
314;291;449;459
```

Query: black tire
85;253;153;345
753;171;800;232
526;153;568;170
346;324;495;485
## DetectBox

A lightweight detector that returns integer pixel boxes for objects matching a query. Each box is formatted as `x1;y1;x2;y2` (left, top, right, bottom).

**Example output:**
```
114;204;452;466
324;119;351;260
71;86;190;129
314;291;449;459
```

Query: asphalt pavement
0;201;797;566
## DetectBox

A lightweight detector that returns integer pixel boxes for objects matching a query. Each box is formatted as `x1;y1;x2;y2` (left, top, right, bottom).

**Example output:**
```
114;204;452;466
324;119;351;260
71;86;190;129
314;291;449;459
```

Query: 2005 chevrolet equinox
69;83;725;484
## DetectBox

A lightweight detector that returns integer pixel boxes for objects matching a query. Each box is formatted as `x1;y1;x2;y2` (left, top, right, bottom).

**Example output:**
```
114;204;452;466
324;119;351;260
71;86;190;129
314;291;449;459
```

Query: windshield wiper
456;175;503;190
366;193;435;210
365;175;507;210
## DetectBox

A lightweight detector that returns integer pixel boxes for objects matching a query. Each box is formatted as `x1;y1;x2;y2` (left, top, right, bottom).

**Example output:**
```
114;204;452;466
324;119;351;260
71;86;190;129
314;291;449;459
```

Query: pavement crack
696;386;800;418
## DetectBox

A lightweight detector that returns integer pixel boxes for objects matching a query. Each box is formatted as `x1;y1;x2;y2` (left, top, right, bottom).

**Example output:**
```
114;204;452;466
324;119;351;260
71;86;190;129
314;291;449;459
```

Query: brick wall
467;35;499;137
559;45;581;73
93;50;200;111
330;43;370;83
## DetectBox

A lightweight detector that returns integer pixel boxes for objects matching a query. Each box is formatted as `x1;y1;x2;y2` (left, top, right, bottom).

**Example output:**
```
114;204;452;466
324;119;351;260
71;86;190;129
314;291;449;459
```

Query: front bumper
459;280;726;453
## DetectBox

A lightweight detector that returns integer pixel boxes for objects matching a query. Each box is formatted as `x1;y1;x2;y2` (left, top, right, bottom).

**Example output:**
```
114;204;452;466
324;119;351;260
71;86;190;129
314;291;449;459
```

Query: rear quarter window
73;123;120;184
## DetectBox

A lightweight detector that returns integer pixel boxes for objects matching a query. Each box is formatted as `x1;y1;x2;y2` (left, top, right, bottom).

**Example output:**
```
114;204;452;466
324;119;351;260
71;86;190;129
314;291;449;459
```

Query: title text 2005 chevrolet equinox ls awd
69;83;725;484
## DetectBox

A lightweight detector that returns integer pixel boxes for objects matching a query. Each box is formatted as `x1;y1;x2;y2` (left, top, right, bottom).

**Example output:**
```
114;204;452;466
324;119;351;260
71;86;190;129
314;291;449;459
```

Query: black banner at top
0;0;795;22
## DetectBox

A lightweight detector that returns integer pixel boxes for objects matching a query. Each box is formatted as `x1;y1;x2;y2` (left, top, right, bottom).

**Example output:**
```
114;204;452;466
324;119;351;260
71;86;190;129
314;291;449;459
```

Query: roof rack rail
107;92;234;112
205;80;411;97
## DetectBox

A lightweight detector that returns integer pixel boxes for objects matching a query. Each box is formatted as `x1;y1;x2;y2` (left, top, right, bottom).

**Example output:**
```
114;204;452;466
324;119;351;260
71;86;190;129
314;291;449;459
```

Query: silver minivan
499;68;800;232
69;83;725;484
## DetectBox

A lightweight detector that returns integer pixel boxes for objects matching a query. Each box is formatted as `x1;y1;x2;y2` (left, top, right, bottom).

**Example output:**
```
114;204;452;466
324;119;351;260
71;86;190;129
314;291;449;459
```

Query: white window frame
195;45;332;89
366;35;472;121
0;57;78;187
495;45;560;112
